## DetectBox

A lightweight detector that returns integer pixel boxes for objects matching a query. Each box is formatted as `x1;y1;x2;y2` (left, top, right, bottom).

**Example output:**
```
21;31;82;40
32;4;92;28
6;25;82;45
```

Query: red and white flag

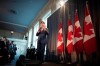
57;22;64;54
66;19;74;54
83;4;97;55
73;10;83;54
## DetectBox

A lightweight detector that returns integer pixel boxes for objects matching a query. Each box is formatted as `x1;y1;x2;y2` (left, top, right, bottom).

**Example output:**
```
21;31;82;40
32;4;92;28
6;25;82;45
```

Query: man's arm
36;27;42;36
45;28;49;35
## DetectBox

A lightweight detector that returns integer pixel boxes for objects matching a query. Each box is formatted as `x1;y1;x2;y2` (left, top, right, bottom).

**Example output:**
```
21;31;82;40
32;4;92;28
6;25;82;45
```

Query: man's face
2;38;6;41
40;22;46;28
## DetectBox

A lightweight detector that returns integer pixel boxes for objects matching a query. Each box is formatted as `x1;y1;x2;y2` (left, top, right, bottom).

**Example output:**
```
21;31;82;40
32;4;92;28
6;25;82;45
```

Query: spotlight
59;0;68;7
60;0;65;6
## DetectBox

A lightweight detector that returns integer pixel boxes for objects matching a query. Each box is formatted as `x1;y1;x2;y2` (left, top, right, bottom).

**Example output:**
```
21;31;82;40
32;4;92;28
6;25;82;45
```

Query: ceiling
0;0;49;33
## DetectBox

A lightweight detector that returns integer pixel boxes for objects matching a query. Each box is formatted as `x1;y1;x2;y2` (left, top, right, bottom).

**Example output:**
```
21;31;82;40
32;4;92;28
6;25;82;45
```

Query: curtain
46;9;60;62
46;0;100;62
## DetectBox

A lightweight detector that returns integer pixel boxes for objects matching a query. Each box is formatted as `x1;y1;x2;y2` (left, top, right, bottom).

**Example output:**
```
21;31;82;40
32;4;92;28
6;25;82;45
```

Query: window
28;28;32;48
33;22;39;49
23;35;25;39
25;32;28;40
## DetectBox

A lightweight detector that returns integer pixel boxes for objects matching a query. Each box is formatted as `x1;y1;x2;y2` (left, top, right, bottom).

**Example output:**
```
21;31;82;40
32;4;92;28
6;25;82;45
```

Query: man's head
38;19;46;30
2;36;7;41
11;41;14;44
40;21;46;28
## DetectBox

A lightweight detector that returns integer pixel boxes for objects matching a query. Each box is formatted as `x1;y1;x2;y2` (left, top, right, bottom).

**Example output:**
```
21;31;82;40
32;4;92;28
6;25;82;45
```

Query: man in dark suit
0;38;10;65
36;20;49;63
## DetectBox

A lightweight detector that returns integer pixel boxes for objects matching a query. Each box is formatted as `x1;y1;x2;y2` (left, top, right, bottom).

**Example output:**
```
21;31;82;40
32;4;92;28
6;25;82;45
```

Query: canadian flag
83;4;97;55
73;10;83;54
66;19;74;54
57;22;64;54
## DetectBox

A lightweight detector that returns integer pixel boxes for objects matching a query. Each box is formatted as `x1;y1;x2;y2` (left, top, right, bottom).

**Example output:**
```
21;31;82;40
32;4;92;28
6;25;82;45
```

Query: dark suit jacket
0;41;5;49
36;28;48;44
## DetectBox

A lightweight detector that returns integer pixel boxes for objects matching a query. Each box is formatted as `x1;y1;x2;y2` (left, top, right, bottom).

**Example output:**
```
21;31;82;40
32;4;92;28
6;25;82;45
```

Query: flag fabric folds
66;19;74;54
57;22;64;54
73;10;83;54
83;4;97;55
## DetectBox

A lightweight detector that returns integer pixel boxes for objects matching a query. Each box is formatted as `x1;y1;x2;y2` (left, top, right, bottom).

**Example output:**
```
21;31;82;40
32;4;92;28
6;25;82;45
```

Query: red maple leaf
68;31;73;40
84;22;94;36
58;32;63;41
74;26;82;38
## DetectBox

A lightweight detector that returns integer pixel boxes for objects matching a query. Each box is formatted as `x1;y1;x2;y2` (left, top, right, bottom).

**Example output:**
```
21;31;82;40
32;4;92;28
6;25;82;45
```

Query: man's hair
3;36;7;38
11;41;14;43
40;21;45;24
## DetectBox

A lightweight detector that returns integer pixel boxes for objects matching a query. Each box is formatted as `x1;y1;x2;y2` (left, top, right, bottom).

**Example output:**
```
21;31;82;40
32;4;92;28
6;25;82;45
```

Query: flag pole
66;2;71;64
59;4;65;63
